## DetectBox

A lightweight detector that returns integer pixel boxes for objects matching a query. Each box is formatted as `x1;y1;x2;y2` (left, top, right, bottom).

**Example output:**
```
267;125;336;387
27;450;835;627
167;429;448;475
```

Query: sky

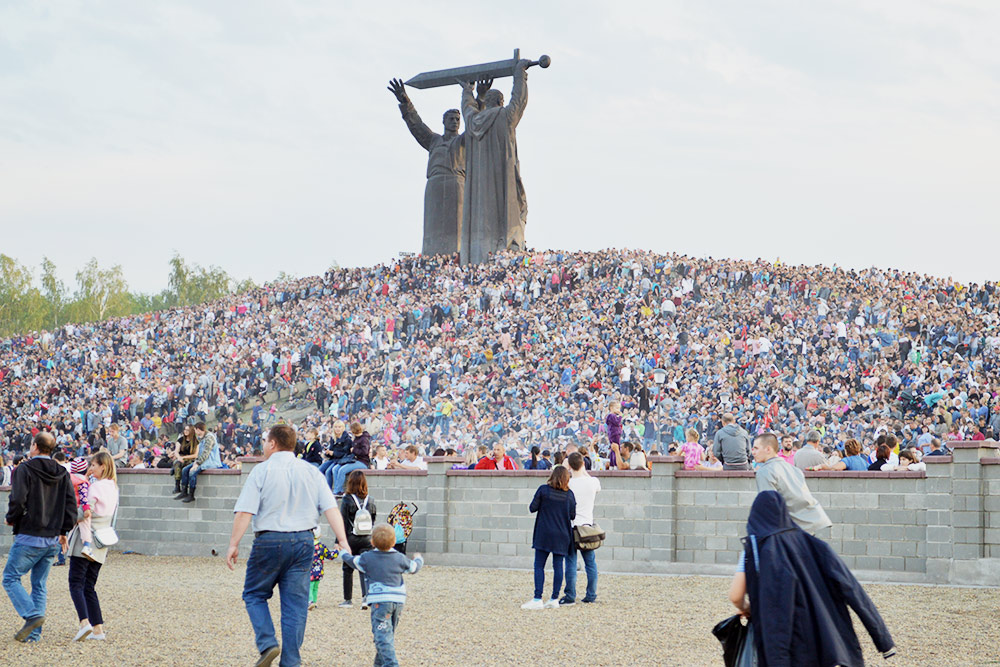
1;0;998;294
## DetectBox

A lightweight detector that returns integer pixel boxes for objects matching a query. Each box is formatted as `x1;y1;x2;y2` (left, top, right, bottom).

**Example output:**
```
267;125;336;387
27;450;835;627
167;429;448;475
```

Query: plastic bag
712;615;747;667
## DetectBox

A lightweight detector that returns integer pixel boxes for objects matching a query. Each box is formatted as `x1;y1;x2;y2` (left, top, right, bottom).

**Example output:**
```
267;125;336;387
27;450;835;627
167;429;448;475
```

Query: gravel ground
0;555;997;666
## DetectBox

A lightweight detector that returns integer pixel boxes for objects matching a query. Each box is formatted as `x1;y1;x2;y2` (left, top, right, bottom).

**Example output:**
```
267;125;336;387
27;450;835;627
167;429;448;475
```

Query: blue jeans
3;541;59;640
371;601;403;667
322;461;344;489
533;549;564;601
333;461;367;494
180;463;201;491
318;459;337;482
242;531;312;667
563;544;598;602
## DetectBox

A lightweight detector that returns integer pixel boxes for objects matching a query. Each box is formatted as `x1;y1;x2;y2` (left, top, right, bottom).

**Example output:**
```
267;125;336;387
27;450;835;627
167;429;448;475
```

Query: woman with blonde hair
67;450;120;641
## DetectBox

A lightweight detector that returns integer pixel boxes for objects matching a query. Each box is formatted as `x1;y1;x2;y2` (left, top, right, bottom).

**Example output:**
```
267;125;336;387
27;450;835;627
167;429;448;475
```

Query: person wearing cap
227;424;352;667
793;429;827;470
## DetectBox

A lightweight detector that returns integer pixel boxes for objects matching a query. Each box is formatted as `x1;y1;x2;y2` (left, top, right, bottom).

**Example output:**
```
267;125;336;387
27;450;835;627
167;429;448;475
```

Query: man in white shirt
388;444;427;470
561;452;601;605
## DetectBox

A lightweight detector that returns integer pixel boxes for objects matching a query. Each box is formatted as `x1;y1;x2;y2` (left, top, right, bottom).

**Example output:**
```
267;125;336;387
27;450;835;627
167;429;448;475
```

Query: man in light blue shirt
227;424;351;667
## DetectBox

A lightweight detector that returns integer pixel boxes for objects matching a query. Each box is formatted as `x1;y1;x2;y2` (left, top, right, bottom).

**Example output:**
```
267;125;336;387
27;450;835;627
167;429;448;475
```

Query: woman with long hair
67;451;120;641
521;466;576;610
170;424;198;494
338;469;376;609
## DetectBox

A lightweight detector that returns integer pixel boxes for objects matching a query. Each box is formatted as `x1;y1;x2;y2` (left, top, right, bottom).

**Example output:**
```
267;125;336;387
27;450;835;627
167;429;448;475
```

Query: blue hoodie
342;549;423;604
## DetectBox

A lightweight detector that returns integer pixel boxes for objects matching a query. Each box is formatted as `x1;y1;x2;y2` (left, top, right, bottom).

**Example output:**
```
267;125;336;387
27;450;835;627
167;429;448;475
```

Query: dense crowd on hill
2;249;999;471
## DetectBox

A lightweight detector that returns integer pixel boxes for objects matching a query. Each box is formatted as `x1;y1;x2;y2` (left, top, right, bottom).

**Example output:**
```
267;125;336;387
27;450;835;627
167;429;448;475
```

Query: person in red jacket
475;442;517;470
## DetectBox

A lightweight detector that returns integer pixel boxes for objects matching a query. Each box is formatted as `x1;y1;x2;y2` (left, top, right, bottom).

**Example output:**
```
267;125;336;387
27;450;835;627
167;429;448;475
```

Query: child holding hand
309;528;340;610
342;524;423;667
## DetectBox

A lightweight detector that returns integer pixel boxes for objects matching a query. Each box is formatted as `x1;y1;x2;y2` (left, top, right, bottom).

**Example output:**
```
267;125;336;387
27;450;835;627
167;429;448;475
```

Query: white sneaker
543;598;560;609
73;623;93;641
520;599;544;610
88;633;106;640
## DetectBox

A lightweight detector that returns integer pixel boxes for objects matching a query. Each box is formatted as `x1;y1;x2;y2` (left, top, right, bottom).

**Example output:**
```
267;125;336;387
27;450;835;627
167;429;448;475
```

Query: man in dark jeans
3;432;77;643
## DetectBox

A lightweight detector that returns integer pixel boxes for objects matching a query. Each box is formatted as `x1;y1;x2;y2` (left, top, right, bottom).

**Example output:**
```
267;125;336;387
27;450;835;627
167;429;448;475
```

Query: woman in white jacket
67;451;120;641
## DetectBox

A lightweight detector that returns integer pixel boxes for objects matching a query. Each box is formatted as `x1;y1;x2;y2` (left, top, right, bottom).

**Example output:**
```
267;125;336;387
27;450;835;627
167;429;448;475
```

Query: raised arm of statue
506;59;530;129
459;79;478;126
388;78;437;151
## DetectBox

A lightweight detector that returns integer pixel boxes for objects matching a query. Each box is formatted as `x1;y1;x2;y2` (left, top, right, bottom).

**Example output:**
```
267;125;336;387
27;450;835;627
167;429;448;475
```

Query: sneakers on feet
73;623;93;641
581;597;597;603
15;616;45;642
337;600;352;608
543;598;560;609
255;645;280;667
361;603;369;610
308;602;317;611
520;599;544;610
558;596;576;606
87;633;106;640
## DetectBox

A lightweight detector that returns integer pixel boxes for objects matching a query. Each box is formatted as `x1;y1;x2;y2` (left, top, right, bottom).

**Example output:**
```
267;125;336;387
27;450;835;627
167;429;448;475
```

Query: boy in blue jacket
342;524;423;667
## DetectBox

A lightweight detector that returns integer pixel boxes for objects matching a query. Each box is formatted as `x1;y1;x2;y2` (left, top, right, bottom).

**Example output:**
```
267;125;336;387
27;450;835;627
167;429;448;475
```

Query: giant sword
404;48;551;90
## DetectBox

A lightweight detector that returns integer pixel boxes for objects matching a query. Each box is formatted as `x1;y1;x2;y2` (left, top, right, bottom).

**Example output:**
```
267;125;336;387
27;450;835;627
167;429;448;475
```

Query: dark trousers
68;556;103;625
344;538;370;601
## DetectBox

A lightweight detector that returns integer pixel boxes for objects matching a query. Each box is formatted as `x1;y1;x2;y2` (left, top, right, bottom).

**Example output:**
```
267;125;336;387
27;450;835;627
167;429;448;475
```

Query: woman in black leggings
338;469;376;608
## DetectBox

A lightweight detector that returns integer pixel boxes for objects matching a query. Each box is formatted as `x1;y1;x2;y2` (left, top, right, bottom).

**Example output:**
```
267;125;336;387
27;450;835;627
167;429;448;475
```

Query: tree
40;257;67;328
74;258;130;323
165;252;234;307
0;254;45;336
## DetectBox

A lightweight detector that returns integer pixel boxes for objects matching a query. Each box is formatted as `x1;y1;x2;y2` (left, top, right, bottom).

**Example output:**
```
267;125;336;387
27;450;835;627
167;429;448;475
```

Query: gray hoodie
712;424;752;466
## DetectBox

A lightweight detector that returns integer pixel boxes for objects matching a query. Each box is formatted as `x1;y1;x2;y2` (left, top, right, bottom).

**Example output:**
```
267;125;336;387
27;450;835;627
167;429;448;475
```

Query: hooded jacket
744;491;895;667
713;423;752;466
5;457;77;538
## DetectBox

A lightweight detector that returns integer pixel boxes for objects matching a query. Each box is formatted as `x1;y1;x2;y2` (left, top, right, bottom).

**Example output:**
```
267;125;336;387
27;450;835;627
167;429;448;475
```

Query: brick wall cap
949;440;1000;449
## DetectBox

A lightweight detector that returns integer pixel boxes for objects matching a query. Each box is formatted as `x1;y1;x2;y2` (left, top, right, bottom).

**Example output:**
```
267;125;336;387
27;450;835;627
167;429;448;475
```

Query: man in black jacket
3;431;77;643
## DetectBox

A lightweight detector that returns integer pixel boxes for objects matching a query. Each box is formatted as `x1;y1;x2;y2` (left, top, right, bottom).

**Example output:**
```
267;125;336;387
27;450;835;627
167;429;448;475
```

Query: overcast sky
1;1;998;294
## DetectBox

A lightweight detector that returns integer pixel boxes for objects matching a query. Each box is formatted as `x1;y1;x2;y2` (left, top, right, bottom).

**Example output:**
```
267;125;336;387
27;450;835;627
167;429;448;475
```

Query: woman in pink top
67;451;120;642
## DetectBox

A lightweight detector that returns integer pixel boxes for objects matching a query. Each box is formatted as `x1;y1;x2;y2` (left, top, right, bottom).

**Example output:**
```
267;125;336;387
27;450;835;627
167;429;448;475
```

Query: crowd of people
2;249;999;479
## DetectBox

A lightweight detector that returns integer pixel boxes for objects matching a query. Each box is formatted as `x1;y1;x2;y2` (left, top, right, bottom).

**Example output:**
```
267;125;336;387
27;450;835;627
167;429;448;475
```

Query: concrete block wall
2;443;999;586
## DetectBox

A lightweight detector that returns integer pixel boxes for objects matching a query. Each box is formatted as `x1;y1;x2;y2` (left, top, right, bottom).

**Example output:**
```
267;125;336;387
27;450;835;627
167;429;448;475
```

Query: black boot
182;488;196;503
174;486;189;500
173;480;181;494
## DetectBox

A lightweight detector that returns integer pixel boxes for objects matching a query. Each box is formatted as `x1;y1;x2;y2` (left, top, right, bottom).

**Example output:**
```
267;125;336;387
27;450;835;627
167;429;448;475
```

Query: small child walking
69;457;95;560
342;524;423;667
309;528;339;610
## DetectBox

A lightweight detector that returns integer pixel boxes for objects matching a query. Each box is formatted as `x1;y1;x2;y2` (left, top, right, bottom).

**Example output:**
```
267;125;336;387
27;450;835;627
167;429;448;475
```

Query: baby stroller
386;501;418;554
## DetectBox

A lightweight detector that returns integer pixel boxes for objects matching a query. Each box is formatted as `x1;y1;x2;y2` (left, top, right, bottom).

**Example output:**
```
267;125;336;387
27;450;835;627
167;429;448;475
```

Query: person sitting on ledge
809;438;869;471
388;444;427;471
175;422;222;504
475;442;517;470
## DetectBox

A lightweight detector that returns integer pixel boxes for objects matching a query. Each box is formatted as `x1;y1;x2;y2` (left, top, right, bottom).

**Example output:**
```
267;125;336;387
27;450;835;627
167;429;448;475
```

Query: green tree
74;258;130;323
40;256;67;328
0;254;45;336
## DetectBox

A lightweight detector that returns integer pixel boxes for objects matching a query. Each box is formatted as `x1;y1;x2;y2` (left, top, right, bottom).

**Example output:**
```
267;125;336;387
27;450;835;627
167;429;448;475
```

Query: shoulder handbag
573;523;606;550
93;505;120;549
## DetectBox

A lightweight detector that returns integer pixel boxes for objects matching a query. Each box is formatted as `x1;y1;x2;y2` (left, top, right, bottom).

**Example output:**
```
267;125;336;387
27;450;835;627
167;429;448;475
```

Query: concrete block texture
2;458;997;586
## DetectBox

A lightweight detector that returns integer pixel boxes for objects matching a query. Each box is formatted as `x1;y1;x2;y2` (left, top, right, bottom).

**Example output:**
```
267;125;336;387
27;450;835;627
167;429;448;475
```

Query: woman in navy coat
730;491;896;666
522;466;576;610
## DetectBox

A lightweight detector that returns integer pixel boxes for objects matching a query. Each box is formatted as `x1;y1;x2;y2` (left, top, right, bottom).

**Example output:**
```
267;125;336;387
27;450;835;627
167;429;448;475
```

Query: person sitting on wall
388;444;427;471
475;442;517;470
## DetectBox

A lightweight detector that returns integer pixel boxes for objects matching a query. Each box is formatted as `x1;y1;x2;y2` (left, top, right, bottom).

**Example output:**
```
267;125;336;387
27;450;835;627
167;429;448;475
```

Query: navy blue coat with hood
743;491;895;667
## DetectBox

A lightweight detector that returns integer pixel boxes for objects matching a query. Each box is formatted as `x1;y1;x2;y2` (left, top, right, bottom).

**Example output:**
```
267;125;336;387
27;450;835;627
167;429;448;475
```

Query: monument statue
400;50;550;264
387;78;466;257
458;61;530;265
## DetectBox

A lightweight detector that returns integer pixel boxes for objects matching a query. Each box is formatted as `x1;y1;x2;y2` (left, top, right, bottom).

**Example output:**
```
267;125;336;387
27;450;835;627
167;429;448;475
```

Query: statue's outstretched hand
517;59;532;71
455;78;474;93
476;78;493;98
387;78;410;104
